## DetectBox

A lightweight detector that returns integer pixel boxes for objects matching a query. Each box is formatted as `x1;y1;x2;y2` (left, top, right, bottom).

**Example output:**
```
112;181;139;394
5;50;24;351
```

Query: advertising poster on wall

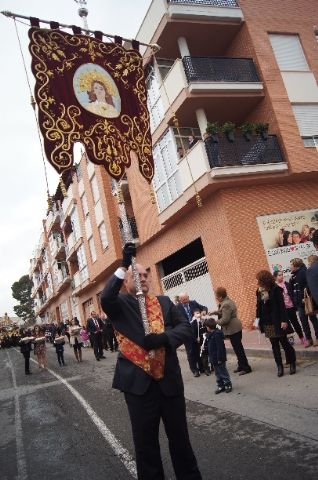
257;208;318;278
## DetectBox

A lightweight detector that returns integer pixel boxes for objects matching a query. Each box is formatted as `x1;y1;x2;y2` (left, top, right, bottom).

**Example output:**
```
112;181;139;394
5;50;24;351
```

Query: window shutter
269;34;309;71
292;105;318;136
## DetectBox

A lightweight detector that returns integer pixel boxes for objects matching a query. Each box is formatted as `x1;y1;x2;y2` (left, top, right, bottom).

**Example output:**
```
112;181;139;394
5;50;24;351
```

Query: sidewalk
233;329;318;360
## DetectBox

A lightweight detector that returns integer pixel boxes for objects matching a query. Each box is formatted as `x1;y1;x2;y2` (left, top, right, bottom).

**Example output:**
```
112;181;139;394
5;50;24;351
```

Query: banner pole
117;182;151;336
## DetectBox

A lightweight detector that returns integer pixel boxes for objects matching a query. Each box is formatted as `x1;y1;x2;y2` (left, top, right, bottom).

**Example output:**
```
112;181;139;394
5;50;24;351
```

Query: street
1;344;318;480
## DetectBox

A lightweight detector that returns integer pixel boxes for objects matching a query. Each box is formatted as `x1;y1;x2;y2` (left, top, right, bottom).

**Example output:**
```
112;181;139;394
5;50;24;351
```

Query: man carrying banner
101;243;202;480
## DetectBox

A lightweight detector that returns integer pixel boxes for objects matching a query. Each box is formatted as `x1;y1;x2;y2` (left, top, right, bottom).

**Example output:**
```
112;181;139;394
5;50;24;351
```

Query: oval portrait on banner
73;63;121;118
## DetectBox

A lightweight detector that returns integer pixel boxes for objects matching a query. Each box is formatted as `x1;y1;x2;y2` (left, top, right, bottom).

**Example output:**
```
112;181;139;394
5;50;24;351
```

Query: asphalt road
1;343;317;480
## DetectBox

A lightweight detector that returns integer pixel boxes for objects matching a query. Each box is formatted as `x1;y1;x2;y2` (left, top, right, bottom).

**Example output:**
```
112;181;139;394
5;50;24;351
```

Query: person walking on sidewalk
204;317;232;394
256;270;296;377
211;287;252;376
101;243;202;480
290;258;318;347
273;270;305;344
176;293;207;377
307;231;318;307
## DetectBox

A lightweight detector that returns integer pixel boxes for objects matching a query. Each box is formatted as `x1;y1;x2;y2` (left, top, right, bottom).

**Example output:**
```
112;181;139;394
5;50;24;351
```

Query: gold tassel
149;185;156;204
195;193;203;208
47;192;53;211
117;183;124;204
59;177;68;197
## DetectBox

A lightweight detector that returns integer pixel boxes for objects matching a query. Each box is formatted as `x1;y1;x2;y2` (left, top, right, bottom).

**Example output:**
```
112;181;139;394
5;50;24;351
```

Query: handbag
304;288;315;315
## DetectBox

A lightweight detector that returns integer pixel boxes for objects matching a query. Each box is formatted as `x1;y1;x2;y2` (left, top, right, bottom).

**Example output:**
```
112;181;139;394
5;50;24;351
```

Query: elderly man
101;243;202;480
307;230;318;306
176;293;207;377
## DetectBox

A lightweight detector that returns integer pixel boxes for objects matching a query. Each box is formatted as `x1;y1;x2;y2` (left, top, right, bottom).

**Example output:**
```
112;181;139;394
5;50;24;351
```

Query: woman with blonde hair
256;270;296;377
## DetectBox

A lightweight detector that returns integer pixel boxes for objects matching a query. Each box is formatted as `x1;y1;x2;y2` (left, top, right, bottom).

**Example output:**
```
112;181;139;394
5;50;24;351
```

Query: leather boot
277;365;284;377
289;362;296;375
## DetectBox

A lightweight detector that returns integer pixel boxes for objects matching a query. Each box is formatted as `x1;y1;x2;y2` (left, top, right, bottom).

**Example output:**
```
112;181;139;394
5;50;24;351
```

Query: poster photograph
257;208;318;277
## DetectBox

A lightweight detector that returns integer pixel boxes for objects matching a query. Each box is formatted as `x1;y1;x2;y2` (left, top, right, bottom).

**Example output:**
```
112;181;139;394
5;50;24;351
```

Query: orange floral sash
115;295;165;380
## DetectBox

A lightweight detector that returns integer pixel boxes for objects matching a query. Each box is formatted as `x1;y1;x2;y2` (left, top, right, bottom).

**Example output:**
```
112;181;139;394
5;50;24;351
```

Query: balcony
204;134;287;176
136;0;243;50
158;134;288;223
182;57;262;93
158;57;263;131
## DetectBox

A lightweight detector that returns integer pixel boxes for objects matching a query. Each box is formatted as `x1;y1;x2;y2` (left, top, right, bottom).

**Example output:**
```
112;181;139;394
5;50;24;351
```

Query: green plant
254;122;269;134
221;121;236;134
239;122;254;135
206;121;219;135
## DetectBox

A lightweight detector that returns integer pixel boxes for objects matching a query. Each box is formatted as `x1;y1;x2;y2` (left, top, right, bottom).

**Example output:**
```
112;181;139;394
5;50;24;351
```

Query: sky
0;0;152;316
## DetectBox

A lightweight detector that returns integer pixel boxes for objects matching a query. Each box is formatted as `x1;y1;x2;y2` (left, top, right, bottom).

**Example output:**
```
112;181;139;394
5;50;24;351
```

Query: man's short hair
204;318;217;329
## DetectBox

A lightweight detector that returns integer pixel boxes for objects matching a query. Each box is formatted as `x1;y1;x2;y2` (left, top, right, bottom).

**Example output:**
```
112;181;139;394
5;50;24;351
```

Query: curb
227;346;318;360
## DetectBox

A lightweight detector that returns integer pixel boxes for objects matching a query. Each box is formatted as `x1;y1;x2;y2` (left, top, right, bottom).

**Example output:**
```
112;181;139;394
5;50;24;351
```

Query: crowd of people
3;235;317;480
1;312;118;375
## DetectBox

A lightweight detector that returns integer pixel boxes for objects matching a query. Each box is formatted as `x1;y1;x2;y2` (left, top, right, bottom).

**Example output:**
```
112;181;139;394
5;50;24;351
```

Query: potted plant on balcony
221;121;236;142
206;121;219;143
239;122;254;141
255;122;269;140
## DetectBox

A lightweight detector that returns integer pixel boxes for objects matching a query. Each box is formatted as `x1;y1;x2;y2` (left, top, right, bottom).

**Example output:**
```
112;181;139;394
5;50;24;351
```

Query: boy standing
204;318;232;394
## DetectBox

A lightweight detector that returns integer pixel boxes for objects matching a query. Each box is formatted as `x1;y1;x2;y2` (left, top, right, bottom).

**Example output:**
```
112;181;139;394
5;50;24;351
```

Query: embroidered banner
28;28;154;182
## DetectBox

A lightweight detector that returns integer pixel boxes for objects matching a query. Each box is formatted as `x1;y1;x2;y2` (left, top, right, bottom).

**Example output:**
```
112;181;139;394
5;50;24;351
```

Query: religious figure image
73;63;121;118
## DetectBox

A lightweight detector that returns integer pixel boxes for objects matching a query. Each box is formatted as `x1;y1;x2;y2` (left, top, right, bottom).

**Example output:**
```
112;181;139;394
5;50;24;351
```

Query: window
152;129;182;213
292;104;318;146
77;244;87;271
98;222;108;249
90;174;100;204
157;58;174;81
89;237;97;263
173;126;201;157
146;67;164;132
81;193;89;217
70;207;81;241
269;34;309;71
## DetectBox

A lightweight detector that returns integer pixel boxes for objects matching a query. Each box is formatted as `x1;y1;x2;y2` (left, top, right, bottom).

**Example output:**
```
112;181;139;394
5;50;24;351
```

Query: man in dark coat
176;293;207;377
101;243;202;480
87;311;105;361
290;258;318;347
307;230;318;306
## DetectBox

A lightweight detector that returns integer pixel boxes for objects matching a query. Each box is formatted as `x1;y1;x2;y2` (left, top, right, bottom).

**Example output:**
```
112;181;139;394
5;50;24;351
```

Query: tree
11;275;35;323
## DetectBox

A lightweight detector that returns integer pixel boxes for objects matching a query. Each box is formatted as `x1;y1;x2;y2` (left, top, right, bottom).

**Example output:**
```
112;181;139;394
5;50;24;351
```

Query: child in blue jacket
204;317;232;394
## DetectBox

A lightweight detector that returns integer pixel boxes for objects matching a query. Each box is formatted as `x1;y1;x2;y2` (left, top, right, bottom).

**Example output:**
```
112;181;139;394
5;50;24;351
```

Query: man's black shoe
277;365;284;377
225;384;232;393
193;371;200;377
100;356;106;359
215;386;225;394
96;357;100;361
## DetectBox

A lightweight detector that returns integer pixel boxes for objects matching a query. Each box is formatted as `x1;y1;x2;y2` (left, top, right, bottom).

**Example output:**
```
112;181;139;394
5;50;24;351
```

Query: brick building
30;0;318;327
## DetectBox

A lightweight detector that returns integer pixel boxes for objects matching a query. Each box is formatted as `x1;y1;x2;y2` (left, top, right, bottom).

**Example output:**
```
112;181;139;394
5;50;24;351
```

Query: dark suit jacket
176;300;207;323
307;262;318;307
87;317;103;335
101;274;193;396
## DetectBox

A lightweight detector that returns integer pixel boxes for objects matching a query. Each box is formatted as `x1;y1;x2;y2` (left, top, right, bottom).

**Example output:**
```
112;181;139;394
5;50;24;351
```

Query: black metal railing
205;135;285;168
167;0;239;7
182;56;260;83
118;217;139;243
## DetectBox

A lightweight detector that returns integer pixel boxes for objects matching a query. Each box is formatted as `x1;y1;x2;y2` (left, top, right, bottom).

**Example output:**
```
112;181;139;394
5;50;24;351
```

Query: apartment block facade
30;0;318;327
